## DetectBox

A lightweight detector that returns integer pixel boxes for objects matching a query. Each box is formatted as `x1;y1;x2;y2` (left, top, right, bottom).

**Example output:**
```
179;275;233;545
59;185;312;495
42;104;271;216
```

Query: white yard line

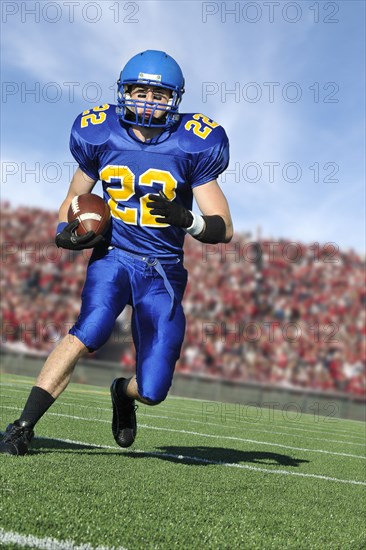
2;386;365;441
137;423;366;460
2;405;366;460
3;434;366;487
5;392;364;448
53;400;366;448
0;528;127;550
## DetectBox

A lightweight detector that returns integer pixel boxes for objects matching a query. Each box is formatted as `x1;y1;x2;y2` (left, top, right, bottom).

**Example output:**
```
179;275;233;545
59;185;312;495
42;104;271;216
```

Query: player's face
129;85;172;120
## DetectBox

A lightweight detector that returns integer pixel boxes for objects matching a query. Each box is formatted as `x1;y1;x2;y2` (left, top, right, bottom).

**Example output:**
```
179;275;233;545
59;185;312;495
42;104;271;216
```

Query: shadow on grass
27;438;105;454
125;446;310;467
3;437;309;466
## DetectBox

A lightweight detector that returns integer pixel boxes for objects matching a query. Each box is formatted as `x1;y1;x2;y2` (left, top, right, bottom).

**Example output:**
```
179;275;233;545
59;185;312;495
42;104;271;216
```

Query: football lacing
71;196;80;214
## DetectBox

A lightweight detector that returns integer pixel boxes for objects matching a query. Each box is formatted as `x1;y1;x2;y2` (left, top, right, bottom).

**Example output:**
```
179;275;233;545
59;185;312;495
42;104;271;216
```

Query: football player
0;50;233;455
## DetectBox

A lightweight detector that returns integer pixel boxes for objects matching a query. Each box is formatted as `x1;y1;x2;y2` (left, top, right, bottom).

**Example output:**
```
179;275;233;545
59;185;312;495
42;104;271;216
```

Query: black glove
146;191;193;228
55;219;105;250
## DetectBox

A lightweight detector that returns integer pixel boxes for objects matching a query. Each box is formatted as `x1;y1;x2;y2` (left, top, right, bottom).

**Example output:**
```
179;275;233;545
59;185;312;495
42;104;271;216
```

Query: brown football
67;193;111;236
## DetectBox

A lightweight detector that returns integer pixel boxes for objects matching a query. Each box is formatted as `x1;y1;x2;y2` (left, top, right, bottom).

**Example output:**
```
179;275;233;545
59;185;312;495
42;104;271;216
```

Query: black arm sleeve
194;215;227;244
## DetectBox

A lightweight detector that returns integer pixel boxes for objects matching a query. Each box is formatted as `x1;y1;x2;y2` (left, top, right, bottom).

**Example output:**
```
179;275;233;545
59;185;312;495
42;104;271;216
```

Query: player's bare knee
65;335;90;357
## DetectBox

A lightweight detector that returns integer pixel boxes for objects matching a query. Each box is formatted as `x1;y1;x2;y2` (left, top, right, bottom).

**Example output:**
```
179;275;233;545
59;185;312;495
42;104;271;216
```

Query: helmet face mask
122;85;174;127
117;50;185;128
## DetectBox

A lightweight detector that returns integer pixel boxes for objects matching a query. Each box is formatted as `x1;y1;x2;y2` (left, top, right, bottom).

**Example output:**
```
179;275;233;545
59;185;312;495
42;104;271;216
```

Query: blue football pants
70;246;188;403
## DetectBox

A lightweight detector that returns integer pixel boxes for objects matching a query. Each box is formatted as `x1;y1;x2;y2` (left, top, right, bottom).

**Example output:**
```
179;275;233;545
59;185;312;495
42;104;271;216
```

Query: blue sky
1;0;365;252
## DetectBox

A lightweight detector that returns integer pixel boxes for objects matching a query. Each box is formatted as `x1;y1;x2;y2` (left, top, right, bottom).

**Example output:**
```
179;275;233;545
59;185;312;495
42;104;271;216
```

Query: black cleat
0;420;34;456
110;378;137;448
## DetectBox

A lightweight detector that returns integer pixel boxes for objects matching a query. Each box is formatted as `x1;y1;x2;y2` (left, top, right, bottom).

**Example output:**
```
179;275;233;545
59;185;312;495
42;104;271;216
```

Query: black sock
117;378;133;400
19;386;55;427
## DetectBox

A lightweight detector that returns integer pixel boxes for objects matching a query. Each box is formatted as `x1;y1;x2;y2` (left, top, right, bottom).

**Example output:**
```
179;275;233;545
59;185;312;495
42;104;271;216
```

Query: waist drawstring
109;246;180;314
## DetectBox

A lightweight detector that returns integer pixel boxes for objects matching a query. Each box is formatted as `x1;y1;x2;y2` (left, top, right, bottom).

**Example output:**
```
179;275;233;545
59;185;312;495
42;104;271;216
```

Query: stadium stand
1;202;365;397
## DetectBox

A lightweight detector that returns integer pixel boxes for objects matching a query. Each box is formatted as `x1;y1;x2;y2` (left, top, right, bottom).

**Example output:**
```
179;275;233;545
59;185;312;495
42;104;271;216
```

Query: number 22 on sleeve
184;114;219;139
81;104;110;128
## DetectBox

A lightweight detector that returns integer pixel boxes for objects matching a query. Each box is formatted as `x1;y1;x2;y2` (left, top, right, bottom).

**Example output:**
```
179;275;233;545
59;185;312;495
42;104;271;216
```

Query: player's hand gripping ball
56;194;111;250
68;193;111;236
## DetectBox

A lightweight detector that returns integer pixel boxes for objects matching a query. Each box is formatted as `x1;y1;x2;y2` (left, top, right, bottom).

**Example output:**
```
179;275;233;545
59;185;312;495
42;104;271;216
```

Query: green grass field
0;373;365;550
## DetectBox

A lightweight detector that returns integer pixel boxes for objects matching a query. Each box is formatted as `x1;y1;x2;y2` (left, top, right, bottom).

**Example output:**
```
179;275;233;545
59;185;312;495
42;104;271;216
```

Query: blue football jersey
69;104;229;258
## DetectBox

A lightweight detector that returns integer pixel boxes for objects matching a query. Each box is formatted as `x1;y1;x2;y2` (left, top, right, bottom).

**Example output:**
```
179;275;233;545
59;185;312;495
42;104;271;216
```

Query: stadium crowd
1;202;365;397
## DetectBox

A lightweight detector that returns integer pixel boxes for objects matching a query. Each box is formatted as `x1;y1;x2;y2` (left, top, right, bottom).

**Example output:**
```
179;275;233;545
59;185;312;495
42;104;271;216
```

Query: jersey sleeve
189;128;230;188
69;115;100;181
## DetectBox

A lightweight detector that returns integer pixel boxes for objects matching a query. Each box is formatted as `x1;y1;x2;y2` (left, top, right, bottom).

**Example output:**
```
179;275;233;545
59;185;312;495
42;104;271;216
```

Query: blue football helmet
117;50;185;128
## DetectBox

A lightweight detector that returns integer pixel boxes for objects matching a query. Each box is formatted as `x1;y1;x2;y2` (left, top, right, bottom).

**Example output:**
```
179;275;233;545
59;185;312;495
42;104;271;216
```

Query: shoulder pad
71;104;118;145
175;113;228;153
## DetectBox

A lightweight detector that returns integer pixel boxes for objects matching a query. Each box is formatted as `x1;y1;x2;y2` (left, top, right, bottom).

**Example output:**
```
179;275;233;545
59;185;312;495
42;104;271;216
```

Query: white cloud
2;1;364;253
